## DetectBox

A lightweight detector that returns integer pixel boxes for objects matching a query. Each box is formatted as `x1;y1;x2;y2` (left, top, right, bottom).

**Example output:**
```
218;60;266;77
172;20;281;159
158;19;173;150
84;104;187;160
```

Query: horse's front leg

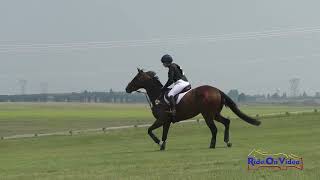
148;119;163;145
160;122;171;151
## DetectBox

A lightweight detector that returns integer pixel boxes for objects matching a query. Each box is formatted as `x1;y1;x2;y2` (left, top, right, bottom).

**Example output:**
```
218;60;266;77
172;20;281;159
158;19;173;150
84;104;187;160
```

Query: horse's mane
146;71;163;87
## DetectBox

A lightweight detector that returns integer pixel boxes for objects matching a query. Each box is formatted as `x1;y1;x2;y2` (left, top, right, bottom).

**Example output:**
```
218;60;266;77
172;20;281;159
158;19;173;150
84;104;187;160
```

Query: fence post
102;127;106;133
34;133;38;137
315;109;318;113
1;137;3;140
69;130;73;136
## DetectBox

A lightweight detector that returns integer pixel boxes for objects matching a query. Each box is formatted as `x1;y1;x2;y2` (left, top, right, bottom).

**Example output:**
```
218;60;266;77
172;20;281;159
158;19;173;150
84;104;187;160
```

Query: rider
160;54;190;119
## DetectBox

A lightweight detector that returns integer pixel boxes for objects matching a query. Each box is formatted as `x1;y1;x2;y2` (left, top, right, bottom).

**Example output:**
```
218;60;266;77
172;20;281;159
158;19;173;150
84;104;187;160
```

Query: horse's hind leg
216;114;232;148
202;112;217;149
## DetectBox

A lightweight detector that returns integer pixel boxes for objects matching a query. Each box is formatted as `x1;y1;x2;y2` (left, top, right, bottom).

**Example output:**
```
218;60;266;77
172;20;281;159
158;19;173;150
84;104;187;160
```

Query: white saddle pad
164;89;192;105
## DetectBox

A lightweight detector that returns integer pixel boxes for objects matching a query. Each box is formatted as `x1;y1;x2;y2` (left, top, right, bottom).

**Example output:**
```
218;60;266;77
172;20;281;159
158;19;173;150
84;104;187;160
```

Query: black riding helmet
161;54;173;64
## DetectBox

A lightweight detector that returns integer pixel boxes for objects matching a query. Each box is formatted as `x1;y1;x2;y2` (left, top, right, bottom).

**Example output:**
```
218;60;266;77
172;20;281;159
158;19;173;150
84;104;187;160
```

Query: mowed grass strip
0;103;151;136
0;103;318;137
0;112;319;180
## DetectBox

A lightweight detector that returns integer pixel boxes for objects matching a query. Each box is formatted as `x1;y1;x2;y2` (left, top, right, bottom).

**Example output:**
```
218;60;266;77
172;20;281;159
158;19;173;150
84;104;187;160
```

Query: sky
0;0;320;95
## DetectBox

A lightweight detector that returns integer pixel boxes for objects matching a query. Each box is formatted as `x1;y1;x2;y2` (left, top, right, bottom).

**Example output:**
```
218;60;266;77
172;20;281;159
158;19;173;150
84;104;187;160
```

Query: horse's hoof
209;145;216;149
160;146;166;151
227;142;232;148
160;142;166;151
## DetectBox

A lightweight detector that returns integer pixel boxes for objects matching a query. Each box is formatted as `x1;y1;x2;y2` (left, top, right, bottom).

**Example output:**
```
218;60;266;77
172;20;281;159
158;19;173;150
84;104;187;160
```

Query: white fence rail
1;109;318;140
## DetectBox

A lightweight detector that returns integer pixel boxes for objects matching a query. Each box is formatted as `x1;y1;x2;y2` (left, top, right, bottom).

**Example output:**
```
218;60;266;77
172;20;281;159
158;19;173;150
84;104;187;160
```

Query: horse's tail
220;91;261;126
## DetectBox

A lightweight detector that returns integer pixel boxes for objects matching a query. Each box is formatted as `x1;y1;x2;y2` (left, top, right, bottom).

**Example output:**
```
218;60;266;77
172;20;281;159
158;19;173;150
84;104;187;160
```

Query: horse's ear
137;68;143;73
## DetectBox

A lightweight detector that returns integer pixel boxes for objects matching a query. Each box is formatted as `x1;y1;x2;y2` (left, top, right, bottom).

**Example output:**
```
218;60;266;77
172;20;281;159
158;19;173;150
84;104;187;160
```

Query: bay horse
126;68;261;151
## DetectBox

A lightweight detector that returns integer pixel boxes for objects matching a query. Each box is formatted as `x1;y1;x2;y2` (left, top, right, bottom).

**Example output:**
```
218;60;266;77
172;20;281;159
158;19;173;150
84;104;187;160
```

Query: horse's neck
145;85;162;106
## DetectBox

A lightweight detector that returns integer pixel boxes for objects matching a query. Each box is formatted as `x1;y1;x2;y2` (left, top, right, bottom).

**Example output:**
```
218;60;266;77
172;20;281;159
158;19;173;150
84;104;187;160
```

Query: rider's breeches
168;79;190;97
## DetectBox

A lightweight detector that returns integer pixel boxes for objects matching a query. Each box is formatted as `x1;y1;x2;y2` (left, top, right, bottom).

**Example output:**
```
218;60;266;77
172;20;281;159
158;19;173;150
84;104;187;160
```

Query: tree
267;94;270;99
302;91;308;98
238;93;247;103
271;93;280;99
227;89;239;102
281;93;287;99
109;89;114;102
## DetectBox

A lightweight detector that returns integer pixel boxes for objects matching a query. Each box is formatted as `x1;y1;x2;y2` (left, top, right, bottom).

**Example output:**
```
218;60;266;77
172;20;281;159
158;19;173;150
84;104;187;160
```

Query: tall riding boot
169;96;176;122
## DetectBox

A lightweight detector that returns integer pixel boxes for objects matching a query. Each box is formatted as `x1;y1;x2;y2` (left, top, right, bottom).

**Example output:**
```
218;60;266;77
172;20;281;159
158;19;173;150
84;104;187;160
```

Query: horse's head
126;68;158;93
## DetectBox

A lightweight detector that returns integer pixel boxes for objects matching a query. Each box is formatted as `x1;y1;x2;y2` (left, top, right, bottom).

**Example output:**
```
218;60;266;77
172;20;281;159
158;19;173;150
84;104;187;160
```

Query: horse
126;68;261;151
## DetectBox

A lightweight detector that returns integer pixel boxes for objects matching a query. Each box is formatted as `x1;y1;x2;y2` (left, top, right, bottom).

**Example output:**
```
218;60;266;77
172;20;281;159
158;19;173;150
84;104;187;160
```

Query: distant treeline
0;89;319;105
0;90;146;103
227;89;320;105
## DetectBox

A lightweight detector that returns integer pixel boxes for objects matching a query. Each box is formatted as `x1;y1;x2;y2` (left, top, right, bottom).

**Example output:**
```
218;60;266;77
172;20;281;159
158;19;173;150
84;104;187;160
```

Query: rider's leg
168;80;190;98
169;95;176;114
168;84;179;114
168;80;190;122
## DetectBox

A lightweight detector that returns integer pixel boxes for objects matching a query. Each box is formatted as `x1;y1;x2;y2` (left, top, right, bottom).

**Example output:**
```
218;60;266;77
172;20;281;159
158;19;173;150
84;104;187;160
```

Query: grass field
0;103;318;137
0;103;319;179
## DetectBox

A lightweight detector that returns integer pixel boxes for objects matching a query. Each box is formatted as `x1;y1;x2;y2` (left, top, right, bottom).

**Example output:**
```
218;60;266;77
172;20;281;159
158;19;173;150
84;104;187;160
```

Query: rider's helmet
161;54;173;64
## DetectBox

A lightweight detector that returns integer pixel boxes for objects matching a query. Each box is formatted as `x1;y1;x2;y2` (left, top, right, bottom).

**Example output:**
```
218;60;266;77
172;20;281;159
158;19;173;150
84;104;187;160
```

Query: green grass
0;103;318;137
0;109;319;179
0;103;151;136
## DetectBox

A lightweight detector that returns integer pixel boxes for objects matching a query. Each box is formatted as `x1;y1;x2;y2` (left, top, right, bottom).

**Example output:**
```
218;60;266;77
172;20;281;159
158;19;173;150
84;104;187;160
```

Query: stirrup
170;109;176;115
166;108;176;114
165;110;176;115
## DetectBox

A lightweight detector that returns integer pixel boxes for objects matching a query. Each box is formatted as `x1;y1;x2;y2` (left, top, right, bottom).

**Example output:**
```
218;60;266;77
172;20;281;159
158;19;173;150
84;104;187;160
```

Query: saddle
164;85;192;104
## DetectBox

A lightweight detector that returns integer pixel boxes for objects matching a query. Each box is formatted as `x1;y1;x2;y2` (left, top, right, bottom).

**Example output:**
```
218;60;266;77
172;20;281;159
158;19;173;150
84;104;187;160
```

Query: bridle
131;72;162;110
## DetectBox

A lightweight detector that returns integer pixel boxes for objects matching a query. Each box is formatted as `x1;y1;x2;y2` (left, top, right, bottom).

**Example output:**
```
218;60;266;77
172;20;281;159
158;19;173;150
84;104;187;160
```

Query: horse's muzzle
125;86;132;93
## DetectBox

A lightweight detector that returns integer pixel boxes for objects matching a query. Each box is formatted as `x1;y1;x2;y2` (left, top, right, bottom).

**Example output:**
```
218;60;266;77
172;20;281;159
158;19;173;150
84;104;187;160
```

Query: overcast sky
0;0;319;95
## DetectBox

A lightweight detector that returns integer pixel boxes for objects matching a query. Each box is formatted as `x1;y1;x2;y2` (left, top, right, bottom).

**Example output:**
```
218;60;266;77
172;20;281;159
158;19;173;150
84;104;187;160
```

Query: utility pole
18;79;27;95
289;78;300;97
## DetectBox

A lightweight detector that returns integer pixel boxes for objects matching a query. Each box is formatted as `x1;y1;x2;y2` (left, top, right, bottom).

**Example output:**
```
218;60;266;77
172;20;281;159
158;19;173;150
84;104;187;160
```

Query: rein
136;90;153;109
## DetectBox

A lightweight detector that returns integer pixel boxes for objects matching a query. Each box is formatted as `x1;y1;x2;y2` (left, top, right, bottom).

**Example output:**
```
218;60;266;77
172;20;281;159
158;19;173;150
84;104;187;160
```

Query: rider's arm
162;66;174;90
